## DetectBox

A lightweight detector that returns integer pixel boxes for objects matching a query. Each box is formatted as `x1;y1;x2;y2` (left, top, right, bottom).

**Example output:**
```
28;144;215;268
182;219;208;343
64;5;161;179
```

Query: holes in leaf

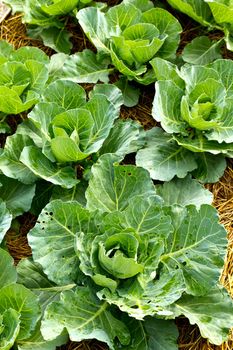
49;212;53;216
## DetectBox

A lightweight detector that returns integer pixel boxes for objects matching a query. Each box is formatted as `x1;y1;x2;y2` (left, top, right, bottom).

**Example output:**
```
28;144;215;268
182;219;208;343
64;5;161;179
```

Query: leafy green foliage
3;0;92;53
77;0;182;84
26;154;233;348
166;0;233;51
0;41;49;117
182;36;223;65
0;249;42;350
1;80;142;188
137;59;233;182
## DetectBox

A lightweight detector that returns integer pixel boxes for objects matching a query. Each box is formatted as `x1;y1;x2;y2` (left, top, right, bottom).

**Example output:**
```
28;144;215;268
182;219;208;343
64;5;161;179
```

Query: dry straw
1;8;233;350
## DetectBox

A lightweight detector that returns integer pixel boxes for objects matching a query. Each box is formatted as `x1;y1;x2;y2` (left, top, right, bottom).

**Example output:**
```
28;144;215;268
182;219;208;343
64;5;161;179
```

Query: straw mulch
1;8;233;350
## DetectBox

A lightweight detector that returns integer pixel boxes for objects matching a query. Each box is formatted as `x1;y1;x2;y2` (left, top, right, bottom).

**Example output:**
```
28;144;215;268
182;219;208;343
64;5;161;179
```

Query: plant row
0;0;233;349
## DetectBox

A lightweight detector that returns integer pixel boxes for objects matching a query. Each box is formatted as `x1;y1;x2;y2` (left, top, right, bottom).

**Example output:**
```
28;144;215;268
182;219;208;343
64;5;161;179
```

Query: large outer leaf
155;175;213;208
205;0;233;24
85;94;122;153
0;86;37;114
106;2;141;32
37;27;72;54
161;204;227;296
25;60;48;93
86;154;155;212
17;258;75;310
0;134;37;184
166;0;214;26
41;286;130;349
0;248;17;288
77;8;110;53
136;128;197;181
41;0;79;15
20;146;78;188
141;8;182;59
206;99;233;143
11;46;49;64
170;287;233;345
17;323;67;350
0;309;20;350
0;200;12;244
192;153;226;183
43;80;86;110
152;80;185;133
0;175;35;217
120;317;178;350
99;119;144;157
0;284;40;341
28;200;91;285
150;57;184;89
182;36;222;65
61;49;113;83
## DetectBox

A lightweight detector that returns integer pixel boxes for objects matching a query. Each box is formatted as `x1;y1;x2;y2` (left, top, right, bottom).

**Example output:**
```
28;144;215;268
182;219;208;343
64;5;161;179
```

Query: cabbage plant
166;0;233;51
24;154;233;349
3;0;93;53
0;79;143;188
0;41;49;132
136;58;233;183
0;249;41;350
77;0;182;84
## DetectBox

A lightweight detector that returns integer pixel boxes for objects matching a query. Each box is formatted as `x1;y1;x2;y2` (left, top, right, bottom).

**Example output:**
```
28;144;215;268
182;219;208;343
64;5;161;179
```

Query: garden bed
0;1;233;349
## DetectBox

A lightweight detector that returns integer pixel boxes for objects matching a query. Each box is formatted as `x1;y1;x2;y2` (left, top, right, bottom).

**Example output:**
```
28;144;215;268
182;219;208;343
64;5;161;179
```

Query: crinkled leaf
86;153;155;212
41;286;130;349
136;128;197;181
161;205;227;296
